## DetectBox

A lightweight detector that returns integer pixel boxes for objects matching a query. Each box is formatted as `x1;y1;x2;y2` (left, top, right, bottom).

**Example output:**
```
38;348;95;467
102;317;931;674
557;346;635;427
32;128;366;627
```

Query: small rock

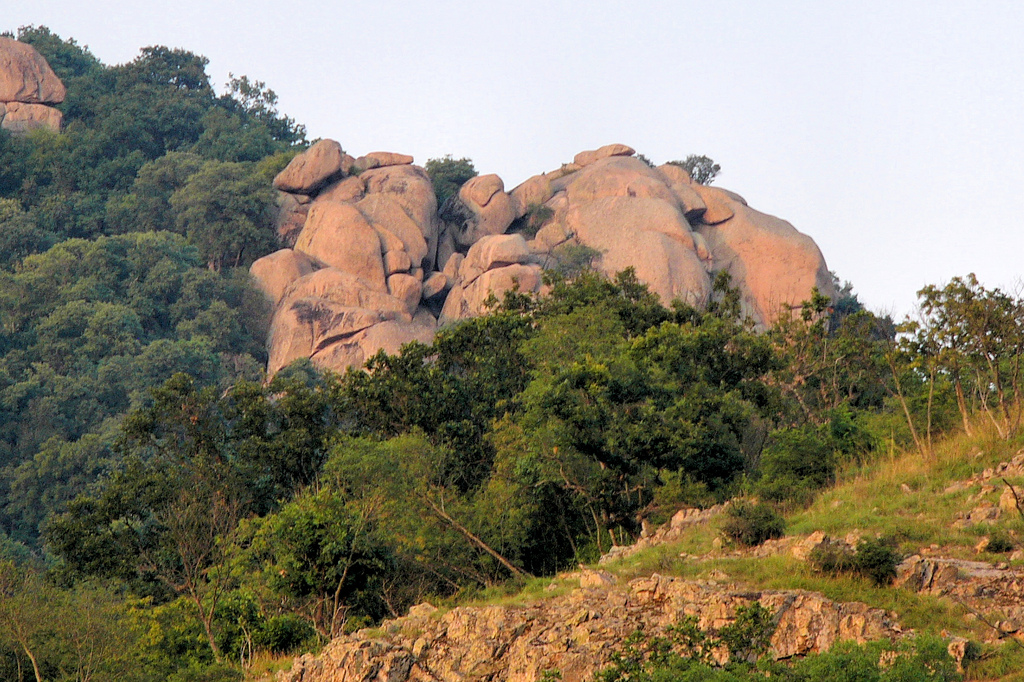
579;569;617;589
407;602;437;618
1000;486;1020;512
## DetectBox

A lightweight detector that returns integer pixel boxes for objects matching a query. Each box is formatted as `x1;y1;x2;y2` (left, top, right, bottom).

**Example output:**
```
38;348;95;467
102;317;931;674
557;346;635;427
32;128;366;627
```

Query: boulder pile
0;37;65;134
252;141;836;376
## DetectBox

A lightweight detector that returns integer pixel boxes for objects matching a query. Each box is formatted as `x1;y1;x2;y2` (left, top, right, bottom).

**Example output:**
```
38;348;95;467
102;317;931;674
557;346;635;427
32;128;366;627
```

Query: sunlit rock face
253;140;835;376
0;37;66;134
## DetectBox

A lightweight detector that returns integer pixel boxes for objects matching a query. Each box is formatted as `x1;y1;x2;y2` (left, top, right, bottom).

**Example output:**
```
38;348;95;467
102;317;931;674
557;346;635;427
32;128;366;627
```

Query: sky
6;0;1024;318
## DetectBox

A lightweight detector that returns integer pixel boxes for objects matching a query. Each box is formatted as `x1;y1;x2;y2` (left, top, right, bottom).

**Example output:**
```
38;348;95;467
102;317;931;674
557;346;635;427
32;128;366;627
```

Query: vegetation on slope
2;24;1024;682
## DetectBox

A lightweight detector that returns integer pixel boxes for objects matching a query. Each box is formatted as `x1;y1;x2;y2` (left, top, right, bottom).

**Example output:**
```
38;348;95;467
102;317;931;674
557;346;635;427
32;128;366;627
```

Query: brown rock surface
294;202;386;290
442;263;543;323
573;143;636;167
461;234;531;282
273;139;345;194
0;37;66;104
279;574;901;682
353;151;414;172
0;101;61;134
249;249;316;305
421;272;449;299
275;192;311;247
565;156;678;206
510;174;554;218
356;194;430;268
461;174;505;207
282;269;409;316
566;197;710;306
315;175;365;204
388;273;423;315
692;184;735;224
451;175;518;246
695;199;835;326
384;250;413;275
360;165;439;270
657;164;707;221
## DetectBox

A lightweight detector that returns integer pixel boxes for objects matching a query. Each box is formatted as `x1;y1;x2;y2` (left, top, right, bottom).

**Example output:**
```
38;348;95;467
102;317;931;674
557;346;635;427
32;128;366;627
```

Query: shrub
721;502;785;547
810;536;901;586
987;530;1015;554
853;536;901;586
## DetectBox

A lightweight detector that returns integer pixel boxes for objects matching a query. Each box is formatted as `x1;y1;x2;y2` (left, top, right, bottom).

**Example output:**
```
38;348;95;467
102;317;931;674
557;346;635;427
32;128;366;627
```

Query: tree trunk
422;496;531;578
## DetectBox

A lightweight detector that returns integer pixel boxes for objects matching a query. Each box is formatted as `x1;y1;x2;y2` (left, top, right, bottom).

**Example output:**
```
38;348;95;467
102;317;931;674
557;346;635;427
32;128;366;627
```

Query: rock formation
279;574;902;682
252;141;835;376
0;37;65;134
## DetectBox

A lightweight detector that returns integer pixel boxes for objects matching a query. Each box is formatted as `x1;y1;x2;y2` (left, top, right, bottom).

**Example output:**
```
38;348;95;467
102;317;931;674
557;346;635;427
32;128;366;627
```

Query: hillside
279;426;1024;682
1;27;1023;682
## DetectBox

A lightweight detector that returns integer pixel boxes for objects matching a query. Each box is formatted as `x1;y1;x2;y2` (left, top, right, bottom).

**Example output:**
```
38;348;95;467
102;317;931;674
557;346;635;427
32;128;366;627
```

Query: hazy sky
7;1;1024;318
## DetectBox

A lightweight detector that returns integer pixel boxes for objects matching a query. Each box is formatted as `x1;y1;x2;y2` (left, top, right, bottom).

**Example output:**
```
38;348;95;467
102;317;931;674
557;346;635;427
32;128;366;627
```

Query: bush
811;536;901;586
721;502;785;547
986;530;1015;554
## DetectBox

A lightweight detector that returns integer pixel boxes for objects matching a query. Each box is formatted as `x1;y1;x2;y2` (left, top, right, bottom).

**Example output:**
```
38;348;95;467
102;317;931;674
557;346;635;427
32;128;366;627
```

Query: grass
421;420;1024;677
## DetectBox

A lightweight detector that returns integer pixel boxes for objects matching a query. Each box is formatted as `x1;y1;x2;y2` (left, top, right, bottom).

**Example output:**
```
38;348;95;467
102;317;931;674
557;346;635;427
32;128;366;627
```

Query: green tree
667;154;721;185
169;159;276;270
425;155;477;206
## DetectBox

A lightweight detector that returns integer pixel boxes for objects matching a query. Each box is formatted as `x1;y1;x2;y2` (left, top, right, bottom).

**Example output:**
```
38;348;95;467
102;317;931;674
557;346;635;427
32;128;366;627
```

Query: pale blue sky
7;1;1024;318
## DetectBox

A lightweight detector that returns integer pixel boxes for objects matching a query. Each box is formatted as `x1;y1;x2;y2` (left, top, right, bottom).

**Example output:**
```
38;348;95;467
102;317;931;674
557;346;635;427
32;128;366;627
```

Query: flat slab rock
279;574;902;682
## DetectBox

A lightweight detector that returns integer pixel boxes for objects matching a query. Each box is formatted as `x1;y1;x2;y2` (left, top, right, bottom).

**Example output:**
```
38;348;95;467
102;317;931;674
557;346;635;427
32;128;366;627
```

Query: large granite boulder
695;198;836;326
294;202;386;290
0;37;66;104
0;101;62;134
0;38;65;134
273;140;345;194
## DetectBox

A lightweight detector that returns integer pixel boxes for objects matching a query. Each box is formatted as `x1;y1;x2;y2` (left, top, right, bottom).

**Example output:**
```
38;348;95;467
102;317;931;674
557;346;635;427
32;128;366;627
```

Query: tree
667;154;720;185
169;159;276;270
243;487;391;640
425;155;477;206
907;275;1024;440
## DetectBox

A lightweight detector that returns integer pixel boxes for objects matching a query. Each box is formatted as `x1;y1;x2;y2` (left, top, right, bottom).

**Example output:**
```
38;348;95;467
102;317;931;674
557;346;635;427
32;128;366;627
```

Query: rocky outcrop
256;140;835;376
0;37;65;134
279;574;902;682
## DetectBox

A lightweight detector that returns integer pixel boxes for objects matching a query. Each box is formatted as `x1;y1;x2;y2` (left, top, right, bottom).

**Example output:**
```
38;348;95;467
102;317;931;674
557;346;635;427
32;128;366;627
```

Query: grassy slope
453;422;1024;681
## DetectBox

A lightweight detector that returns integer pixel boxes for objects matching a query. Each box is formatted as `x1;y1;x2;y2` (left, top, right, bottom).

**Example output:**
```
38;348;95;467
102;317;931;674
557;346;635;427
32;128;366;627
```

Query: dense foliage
2;25;1022;682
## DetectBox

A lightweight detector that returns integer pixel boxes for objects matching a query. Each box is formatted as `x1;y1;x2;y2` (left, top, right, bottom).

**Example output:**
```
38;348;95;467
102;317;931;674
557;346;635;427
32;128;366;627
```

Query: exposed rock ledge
279;574;902;682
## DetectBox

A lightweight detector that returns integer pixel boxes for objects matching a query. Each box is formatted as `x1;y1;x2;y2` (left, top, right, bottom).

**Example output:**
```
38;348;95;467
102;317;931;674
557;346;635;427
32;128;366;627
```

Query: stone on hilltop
0;101;62;134
461;174;505;207
294;202;386;290
356;194;430;268
691;184;735;224
360;165;439;270
388;273;423;315
565;156;679;205
657;164;707;221
450;175;517;246
574;143;635;167
0;37;66;104
462;234;531;281
316;175;365;204
352;151;414;173
510;174;554;218
249;248;316;305
696;198;835;326
274;139;344;194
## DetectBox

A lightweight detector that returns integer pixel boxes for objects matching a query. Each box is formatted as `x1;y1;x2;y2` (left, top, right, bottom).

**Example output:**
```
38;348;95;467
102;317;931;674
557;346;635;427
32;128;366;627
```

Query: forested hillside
1;26;1022;682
